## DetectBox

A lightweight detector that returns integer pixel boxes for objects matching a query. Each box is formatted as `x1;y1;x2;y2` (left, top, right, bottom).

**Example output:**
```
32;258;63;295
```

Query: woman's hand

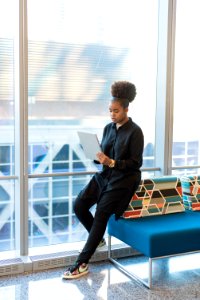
96;152;113;166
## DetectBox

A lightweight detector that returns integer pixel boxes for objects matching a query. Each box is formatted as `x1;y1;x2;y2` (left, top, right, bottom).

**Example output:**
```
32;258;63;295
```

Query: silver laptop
77;131;101;160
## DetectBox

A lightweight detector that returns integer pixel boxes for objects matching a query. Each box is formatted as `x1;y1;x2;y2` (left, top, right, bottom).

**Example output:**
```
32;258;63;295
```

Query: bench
107;176;200;288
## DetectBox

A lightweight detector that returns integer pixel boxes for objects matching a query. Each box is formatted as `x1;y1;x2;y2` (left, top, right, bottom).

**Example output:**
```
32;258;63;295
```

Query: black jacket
97;117;144;188
94;118;144;217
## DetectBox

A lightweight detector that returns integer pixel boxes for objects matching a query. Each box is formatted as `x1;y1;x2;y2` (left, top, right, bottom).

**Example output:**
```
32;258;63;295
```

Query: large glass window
0;0;17;252
2;0;200;263
27;0;158;248
173;0;200;175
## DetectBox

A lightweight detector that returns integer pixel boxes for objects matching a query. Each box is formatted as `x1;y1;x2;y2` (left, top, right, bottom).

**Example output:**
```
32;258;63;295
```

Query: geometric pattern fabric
122;176;185;219
180;175;200;211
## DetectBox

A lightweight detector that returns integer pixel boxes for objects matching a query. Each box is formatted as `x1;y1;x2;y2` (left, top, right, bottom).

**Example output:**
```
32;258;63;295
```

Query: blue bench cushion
108;210;200;258
181;175;200;211
122;176;184;219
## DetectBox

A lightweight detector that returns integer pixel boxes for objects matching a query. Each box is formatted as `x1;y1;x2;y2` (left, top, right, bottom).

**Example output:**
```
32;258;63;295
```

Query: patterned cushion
180;175;200;211
122;176;185;218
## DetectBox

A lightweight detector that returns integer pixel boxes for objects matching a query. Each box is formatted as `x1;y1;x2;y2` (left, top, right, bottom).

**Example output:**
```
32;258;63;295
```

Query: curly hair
111;81;136;108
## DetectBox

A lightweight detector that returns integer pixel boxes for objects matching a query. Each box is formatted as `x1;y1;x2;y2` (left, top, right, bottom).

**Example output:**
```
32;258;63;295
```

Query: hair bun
111;81;136;102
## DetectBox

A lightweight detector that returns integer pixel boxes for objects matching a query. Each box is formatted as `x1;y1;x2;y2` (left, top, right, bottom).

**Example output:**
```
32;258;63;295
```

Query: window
27;0;158;248
173;0;200;175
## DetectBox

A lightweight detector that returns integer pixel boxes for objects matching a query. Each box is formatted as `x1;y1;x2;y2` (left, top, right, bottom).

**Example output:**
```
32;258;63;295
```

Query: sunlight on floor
29;278;85;300
115;260;149;280
169;253;200;273
103;269;129;284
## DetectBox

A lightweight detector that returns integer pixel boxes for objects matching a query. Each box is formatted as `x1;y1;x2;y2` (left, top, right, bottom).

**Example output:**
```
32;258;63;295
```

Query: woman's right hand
96;152;112;166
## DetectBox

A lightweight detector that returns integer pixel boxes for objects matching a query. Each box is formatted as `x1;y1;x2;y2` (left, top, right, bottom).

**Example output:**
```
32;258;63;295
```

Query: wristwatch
109;159;115;168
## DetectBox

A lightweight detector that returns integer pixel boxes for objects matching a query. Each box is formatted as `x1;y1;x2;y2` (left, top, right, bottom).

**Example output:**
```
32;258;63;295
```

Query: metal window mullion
166;0;177;175
15;0;28;256
155;0;177;176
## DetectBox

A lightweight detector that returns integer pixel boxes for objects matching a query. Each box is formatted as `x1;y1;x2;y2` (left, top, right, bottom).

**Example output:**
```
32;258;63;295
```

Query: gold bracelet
108;159;115;168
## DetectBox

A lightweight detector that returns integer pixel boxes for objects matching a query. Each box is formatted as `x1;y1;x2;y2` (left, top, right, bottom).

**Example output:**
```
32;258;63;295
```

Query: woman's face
109;100;129;125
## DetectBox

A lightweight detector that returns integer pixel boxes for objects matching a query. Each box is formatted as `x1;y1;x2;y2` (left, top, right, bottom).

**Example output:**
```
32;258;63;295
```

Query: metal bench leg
149;258;152;289
108;235;152;289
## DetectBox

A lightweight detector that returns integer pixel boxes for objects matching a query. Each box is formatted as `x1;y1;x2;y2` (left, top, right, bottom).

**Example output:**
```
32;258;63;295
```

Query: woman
63;81;144;279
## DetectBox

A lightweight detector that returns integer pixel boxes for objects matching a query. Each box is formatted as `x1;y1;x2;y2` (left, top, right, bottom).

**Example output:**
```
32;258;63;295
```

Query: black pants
73;176;132;264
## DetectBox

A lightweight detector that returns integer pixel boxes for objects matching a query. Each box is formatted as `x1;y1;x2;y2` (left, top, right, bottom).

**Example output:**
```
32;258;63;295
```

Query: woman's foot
97;238;106;248
78;238;106;253
62;262;89;279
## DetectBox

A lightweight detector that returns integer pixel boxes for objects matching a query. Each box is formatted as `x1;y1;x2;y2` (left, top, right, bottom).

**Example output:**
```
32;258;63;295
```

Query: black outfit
74;117;144;264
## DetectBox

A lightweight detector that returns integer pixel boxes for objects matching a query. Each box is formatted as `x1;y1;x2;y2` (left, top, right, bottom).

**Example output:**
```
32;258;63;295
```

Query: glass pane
28;175;91;247
173;0;200;175
0;0;17;252
0;0;16;176
0;180;15;251
28;0;158;248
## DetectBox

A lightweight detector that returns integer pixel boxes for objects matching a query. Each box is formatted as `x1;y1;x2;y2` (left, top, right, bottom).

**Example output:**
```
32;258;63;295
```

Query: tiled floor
1;253;200;300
